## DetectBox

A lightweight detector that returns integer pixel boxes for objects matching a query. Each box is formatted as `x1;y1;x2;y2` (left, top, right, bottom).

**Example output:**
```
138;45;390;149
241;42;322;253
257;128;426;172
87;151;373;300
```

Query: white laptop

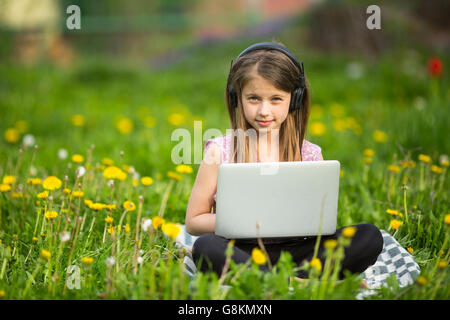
214;160;340;239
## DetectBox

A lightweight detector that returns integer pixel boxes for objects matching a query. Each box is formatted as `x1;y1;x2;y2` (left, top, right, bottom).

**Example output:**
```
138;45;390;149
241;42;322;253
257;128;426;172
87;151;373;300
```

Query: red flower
427;57;443;78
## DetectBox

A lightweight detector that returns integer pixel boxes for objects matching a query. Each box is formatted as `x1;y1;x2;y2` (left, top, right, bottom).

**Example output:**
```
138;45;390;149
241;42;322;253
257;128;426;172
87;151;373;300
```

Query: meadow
0;38;448;299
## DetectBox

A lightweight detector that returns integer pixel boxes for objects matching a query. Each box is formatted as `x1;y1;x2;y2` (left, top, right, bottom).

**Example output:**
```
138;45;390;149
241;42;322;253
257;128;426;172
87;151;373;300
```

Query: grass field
0;38;448;299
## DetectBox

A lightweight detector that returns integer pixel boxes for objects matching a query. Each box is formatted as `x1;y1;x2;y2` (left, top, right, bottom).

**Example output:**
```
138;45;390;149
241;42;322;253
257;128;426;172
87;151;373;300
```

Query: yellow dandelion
37;191;49;199
44;210;58;220
167;171;182;181
12;192;23;198
373;130;388;143
84;199;93;207
132;179;139;187
329;103;346;118
32;236;38;243
168;113;186;126
339;169;344;178
364;157;373;164
251;247;267;265
116;117;134;135
152;216;165;230
0;184;11;192
161;222;181;240
387;165;401;173
363;149;374;157
123;223;131;233
107;226;115;235
2;176;15;185
324;239;338;250
438;260;447;269
444;214;450;225
0;290;4;299
105;204;116;211
42;176;62;191
40;249;51;260
418;154;431;163
400;160;416;169
4;128;20;143
123;200;136;211
310;258;322;271
81;257;94;265
103;166;126;180
30;178;42;185
72;154;84;163
390;219;403;230
101;158;114;166
441;159;449;167
72;191;84;198
105;216;114;224
140;176;154;186
342;226;357;238
71;114;85;127
310;121;327;136
175;164;193;174
407;247;414;254
63;188;71;195
386;209;400;216
416;276;428;286
89;203;105;211
431;165;443;174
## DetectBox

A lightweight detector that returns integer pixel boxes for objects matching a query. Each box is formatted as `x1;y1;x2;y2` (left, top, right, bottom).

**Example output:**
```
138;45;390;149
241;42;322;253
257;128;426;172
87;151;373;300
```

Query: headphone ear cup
289;87;304;112
228;84;238;109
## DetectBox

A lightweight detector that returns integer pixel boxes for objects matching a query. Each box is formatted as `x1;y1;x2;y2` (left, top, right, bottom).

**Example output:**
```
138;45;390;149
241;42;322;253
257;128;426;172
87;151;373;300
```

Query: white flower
22;134;35;148
137;256;143;264
108;180;114;188
76;166;86;178
139;249;144;255
106;257;115;267
142;218;152;232
439;154;448;166
59;231;71;243
58;148;68;160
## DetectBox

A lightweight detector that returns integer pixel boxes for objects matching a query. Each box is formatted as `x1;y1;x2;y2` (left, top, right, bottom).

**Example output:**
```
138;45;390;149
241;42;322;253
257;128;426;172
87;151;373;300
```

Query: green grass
0;38;448;299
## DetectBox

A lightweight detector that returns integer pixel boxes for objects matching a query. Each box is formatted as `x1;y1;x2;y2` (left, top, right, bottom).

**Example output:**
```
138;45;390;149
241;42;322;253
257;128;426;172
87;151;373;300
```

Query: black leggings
192;224;383;279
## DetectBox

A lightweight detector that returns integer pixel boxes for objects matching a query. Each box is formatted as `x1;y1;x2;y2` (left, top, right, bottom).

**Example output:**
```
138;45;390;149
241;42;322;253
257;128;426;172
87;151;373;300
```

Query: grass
0;38;448;299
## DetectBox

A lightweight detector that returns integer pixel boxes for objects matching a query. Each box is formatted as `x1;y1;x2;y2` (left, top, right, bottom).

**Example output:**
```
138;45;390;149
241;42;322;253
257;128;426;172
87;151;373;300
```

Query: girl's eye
272;97;281;101
249;97;259;101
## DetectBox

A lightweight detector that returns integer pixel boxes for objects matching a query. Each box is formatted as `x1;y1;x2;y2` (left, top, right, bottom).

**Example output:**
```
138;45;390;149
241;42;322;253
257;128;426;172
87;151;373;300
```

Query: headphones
226;42;306;112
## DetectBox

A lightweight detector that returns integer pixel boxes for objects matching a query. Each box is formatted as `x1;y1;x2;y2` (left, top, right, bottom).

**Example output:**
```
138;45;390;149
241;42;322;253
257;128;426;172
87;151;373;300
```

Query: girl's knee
192;233;226;258
355;223;383;258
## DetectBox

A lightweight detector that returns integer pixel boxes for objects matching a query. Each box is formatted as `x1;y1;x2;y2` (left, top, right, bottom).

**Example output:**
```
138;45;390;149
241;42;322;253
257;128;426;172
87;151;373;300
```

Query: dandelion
407;247;414;254
168;113;185;126
123;200;136;211
72;154;84;163
0;290;4;299
105;257;115;268
373;130;388;143
167;171;182;181
59;231;71;243
29;178;42;185
123;224;131;233
89;203;105;211
418;154;431;163
44;211;58;220
444;214;450;225
12;192;23;198
161;222;181;240
58;148;68;160
387;165;401;173
339;170;344;178
2;176;15;185
430;165;443;174
329;103;346;118
102;158;114;166
310;258;322;271
107;226;115;235
364;157;372;164
416;276;428;286
71;114;86;127
105;216;114;224
0;184;11;192
175;164;193;174
363;149;374;157
76;166;86;178
342;226;357;238
72;191;84;198
324;239;338;250
137;256;143;264
63;188;71;195
310;121;327;136
4;128;20;143
251;247;267;265
438;260;447;269
40;249;51;260
386;209;400;216
140;177;154;186
439;155;449;167
103;166;126;180
81;257;94;265
84;199;93;207
390;219;403;230
105;204;116;211
142;218;152;232
116;117;134;134
22;134;35;148
42;176;62;191
32;237;38;243
152;216;165;230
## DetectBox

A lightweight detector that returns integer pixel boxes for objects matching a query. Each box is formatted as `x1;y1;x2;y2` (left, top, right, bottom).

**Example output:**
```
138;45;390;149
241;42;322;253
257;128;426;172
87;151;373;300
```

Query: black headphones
226;42;306;112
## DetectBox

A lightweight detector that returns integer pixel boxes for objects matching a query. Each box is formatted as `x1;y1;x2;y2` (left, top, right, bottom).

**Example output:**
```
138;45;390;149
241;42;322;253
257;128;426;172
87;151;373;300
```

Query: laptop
214;160;340;239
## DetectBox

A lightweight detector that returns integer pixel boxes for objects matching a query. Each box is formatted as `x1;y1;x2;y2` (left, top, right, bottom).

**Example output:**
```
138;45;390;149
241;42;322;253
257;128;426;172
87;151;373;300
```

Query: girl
185;41;383;282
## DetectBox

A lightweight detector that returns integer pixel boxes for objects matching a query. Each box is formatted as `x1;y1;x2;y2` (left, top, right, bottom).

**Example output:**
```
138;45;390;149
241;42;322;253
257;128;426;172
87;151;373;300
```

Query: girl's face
241;68;291;133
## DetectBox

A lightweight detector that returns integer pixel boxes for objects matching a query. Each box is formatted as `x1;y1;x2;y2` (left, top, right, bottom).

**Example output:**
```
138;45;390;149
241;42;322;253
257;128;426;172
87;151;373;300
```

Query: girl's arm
185;143;222;236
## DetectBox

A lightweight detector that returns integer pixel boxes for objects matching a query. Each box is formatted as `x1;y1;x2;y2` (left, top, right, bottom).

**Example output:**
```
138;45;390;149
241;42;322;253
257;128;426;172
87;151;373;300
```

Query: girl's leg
192;234;270;276
292;224;383;279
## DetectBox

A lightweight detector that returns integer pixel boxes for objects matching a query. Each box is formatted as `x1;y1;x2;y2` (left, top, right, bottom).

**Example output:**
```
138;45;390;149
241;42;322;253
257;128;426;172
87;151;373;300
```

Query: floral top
204;133;323;214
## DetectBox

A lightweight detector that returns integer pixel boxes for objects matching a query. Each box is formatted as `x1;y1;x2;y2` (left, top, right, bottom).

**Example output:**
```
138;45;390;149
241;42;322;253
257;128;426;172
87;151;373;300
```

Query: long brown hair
225;42;311;163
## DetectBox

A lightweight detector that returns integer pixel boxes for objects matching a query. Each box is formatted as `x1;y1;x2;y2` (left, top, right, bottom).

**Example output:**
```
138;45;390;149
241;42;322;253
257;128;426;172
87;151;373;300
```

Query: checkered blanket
175;226;421;297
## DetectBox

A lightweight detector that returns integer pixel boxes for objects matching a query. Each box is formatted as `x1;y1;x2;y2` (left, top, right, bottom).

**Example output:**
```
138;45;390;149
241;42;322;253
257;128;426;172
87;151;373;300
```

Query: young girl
185;41;383;282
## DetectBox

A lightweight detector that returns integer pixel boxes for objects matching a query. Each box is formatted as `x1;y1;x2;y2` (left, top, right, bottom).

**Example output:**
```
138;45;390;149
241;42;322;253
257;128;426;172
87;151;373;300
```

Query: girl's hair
225;41;311;163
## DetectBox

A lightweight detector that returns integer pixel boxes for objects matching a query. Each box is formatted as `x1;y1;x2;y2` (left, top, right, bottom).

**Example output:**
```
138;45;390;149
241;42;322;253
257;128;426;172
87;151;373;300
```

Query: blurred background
0;0;448;181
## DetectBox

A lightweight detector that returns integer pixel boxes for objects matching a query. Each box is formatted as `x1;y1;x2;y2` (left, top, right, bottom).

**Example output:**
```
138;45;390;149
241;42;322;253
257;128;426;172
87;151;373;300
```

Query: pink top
204;133;323;213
